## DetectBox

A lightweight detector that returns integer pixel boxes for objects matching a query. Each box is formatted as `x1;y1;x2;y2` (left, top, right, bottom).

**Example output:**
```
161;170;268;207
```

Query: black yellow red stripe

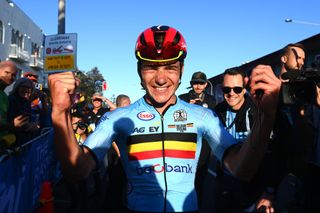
127;133;197;161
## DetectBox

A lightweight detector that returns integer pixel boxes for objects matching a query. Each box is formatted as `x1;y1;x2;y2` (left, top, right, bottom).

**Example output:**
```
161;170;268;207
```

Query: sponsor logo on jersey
173;109;187;122
137;111;155;121
136;163;193;175
133;126;160;133
127;133;197;161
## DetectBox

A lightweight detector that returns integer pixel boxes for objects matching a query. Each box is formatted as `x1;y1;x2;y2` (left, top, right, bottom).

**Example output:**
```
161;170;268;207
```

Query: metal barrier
0;127;61;213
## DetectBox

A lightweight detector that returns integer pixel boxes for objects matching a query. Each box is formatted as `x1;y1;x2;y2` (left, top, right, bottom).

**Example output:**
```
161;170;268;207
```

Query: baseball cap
190;71;207;84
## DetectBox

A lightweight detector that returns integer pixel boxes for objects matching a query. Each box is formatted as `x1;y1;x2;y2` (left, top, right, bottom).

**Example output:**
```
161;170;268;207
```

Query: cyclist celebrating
49;25;281;212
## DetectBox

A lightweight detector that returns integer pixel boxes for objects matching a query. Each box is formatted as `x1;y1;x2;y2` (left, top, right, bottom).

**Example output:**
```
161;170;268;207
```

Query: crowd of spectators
1;38;319;213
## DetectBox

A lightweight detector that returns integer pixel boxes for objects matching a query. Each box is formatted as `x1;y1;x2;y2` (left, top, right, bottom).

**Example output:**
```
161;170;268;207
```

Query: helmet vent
140;34;147;46
173;33;181;46
154;32;165;53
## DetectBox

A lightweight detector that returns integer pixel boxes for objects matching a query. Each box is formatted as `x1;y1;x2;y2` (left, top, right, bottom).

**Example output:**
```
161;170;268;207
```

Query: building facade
0;0;45;91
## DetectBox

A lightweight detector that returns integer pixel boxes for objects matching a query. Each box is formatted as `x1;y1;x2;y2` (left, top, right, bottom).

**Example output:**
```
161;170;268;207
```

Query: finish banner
0;128;61;213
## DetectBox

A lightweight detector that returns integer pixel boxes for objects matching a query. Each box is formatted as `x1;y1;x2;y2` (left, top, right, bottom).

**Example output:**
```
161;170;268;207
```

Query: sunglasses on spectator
222;86;244;94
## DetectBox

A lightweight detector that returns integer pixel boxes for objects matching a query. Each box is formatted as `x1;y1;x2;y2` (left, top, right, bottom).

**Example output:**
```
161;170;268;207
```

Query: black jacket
214;94;256;133
178;90;216;110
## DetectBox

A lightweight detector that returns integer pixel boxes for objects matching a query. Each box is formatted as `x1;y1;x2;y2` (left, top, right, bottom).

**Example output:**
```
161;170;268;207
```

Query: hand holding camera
189;91;202;105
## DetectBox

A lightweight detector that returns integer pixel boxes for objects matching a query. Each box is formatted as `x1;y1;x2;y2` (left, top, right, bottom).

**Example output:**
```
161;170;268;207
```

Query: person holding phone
7;77;40;145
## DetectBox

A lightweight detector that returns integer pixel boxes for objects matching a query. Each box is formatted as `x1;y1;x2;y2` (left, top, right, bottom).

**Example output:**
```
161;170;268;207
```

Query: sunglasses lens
222;87;243;94
233;87;243;94
222;87;231;94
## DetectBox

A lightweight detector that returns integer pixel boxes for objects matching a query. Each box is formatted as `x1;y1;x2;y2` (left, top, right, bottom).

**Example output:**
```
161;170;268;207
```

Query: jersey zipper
160;114;168;213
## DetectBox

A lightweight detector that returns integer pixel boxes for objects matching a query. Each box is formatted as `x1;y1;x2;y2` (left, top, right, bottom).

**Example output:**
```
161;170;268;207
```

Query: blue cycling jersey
84;97;235;212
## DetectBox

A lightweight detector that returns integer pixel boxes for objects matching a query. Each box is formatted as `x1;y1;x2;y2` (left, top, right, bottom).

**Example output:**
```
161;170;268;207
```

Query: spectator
273;43;320;212
24;71;51;128
48;25;280;212
0;61;29;150
179;71;216;108
278;43;305;81
116;94;131;108
208;68;274;212
179;71;216;208
7;77;40;145
71;111;91;145
85;92;116;131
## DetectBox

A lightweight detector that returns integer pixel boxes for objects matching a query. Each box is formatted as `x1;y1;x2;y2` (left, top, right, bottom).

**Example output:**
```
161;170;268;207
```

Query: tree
76;67;105;102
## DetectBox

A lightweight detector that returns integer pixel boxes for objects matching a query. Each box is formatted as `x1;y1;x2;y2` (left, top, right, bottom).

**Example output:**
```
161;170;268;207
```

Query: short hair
223;68;247;86
116;94;130;107
280;43;305;57
0;60;16;70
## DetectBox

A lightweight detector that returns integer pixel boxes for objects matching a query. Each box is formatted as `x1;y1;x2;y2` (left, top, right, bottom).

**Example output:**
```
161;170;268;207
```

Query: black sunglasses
222;86;244;94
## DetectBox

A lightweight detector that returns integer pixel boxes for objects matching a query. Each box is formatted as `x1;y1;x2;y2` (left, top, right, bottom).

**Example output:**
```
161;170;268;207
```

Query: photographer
71;111;91;145
179;71;216;109
273;43;320;212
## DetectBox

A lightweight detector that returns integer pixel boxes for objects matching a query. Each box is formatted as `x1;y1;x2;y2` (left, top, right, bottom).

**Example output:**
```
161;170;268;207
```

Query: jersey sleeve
203;109;236;162
83;111;116;161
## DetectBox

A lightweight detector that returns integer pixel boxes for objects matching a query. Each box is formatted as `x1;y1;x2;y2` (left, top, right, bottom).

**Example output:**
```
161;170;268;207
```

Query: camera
189;90;202;105
77;121;88;130
281;67;320;105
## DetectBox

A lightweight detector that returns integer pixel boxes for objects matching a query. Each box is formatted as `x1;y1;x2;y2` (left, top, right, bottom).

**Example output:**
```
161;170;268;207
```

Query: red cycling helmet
135;25;187;63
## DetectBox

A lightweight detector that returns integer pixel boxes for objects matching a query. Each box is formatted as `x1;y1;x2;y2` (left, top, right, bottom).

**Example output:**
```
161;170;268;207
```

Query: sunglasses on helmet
222;86;244;94
136;48;184;63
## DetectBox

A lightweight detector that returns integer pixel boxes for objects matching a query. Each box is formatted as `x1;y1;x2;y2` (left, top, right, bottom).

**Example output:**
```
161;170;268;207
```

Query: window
0;21;3;44
11;29;16;44
31;42;39;56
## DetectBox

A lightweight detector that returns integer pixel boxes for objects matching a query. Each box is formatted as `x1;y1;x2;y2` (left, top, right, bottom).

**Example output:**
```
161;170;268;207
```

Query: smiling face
222;73;246;110
140;60;183;113
92;98;103;109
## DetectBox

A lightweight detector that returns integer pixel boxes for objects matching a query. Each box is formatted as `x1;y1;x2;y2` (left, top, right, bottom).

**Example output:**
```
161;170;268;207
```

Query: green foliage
75;67;105;103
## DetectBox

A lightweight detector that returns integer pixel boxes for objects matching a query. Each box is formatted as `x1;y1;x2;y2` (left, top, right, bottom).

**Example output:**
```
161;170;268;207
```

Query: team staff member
49;25;281;212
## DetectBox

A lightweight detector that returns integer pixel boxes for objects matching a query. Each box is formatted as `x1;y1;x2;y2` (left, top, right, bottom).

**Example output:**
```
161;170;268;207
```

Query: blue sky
13;0;320;102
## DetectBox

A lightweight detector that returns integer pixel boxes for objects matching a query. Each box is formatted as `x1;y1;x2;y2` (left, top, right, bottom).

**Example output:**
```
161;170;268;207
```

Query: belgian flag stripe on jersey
127;133;197;161
128;150;196;161
127;133;197;145
129;141;196;152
